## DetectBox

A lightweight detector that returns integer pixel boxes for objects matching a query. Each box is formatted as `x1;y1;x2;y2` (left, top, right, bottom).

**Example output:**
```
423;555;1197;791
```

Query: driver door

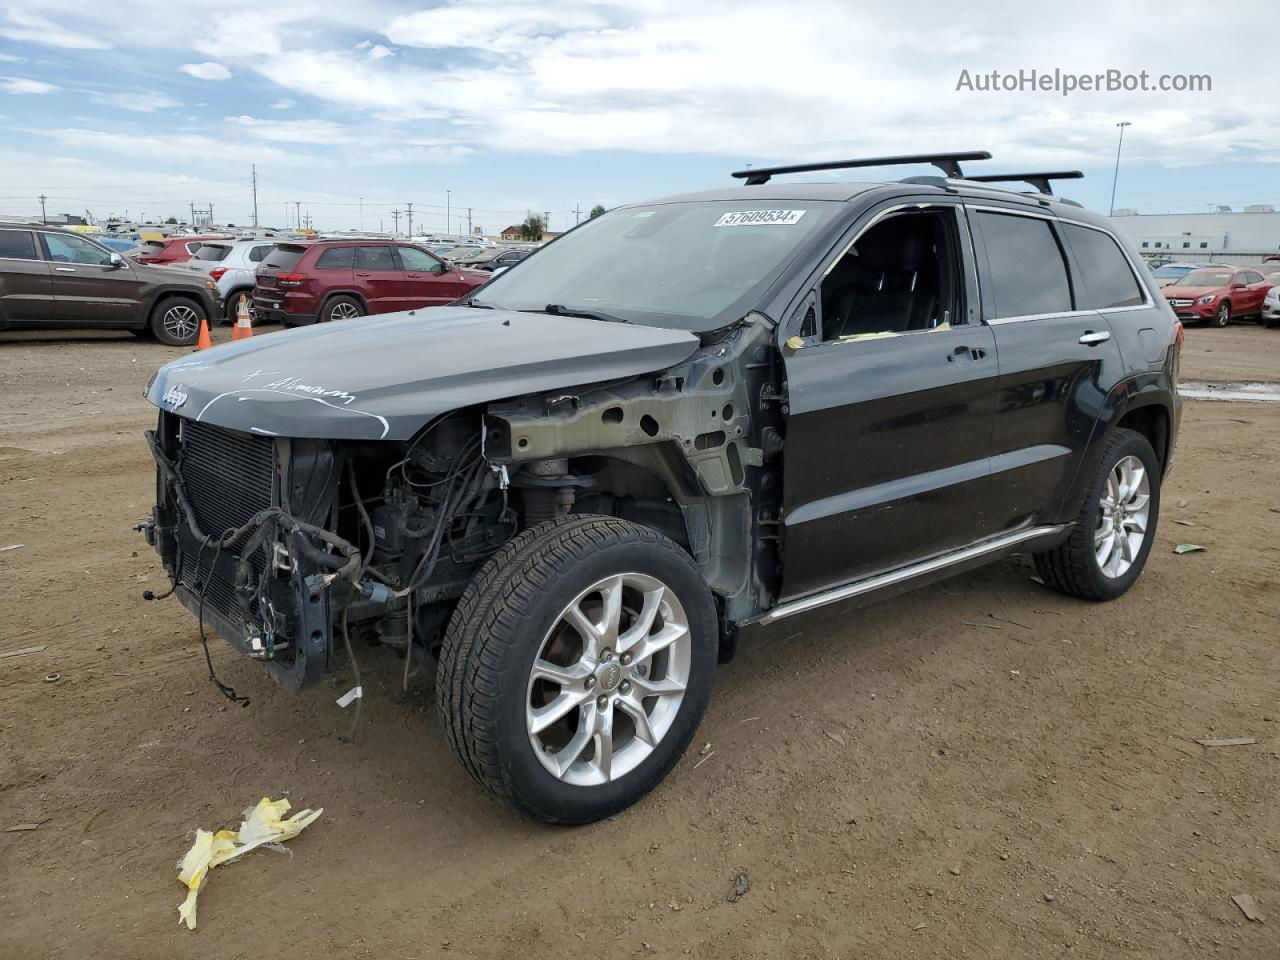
778;203;997;600
39;231;142;325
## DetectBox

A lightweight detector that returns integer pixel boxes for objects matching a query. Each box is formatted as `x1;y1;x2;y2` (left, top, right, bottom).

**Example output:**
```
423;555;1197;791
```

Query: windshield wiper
542;303;629;324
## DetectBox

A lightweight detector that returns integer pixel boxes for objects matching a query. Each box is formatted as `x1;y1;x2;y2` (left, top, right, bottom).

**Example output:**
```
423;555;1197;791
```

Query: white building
1110;208;1280;265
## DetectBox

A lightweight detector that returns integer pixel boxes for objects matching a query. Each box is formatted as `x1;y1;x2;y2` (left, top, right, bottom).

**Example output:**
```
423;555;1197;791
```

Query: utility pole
544;210;550;238
294;201;302;230
190;202;195;226
406;202;414;238
1109;121;1132;217
359;196;363;232
446;190;451;234
251;164;259;226
466;207;472;235
39;194;47;223
391;209;401;234
575;203;581;225
208;202;214;226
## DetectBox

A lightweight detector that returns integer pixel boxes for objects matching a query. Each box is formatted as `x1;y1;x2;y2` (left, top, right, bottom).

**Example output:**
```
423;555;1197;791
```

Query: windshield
1179;270;1232;287
1152;264;1192;278
474;200;839;328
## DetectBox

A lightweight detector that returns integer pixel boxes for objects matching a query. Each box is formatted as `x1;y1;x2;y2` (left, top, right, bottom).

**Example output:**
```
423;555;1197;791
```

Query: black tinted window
1244;271;1264;284
248;245;271;262
261;246;305;271
315;246;354;269
193;244;231;262
0;230;37;260
354;246;394;270
976;212;1072;318
1061;224;1145;309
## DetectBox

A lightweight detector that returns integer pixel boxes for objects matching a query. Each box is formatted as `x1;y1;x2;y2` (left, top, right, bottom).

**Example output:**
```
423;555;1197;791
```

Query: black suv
140;152;1181;823
0;222;219;345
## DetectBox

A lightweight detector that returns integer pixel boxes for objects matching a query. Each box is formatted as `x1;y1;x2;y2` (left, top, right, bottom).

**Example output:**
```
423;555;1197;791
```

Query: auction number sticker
714;209;806;227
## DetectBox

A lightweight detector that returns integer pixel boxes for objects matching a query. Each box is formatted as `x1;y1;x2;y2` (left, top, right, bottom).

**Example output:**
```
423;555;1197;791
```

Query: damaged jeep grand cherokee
141;153;1181;824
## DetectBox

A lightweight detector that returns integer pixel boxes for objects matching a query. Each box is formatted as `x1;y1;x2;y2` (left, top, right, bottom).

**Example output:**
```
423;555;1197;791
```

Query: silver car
177;238;278;322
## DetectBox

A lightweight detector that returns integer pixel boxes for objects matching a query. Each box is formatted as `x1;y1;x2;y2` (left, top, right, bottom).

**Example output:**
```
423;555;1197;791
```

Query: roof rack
963;171;1083;196
731;151;992;186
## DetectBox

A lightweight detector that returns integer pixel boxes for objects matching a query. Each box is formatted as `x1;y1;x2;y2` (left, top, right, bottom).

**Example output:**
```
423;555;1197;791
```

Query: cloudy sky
1;0;1276;231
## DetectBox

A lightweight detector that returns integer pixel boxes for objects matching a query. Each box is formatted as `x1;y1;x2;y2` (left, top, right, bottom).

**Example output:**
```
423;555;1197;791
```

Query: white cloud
39;126;297;166
180;61;231;81
366;43;394;60
0;9;110;49
89;91;180;112
225;114;351;144
0;52;25;63
1;76;58;94
270;98;296;110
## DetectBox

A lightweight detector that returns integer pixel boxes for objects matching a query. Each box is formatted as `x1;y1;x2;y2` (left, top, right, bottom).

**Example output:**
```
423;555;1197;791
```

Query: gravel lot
1;322;1277;959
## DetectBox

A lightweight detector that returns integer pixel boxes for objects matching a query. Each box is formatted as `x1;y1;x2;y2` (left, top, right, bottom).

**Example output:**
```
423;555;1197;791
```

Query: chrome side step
757;524;1068;626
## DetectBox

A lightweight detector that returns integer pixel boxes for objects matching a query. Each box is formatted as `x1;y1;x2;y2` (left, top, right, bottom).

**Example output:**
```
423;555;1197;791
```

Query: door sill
756;524;1068;626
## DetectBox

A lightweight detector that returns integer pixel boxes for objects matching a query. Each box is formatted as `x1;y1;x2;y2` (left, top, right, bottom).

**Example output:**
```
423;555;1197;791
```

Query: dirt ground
1;321;1277;959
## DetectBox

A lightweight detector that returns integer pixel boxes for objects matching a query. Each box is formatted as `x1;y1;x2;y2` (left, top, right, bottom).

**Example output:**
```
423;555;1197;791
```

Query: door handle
947;345;987;362
1078;330;1111;346
55;267;76;272
355;272;371;277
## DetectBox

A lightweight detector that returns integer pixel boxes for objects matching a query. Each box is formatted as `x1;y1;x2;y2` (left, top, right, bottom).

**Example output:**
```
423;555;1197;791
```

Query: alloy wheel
1094;454;1151;579
526;572;691;787
163;304;200;341
329;301;360;321
1216;302;1230;327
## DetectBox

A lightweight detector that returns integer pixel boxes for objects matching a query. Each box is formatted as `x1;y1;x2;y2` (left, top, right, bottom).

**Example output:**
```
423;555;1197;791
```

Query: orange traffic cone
196;316;213;350
231;296;254;341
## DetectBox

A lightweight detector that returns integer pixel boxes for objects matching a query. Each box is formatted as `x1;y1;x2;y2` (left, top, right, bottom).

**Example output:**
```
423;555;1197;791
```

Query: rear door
968;207;1126;533
395;245;465;306
353;245;402;313
0;228;54;323
1239;270;1269;313
40;231;143;325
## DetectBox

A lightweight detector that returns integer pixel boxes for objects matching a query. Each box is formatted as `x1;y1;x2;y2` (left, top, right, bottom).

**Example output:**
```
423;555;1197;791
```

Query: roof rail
731;151;992;186
963;170;1083;196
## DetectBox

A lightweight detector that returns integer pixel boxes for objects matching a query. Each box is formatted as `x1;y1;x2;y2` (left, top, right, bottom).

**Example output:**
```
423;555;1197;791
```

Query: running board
756;524;1069;626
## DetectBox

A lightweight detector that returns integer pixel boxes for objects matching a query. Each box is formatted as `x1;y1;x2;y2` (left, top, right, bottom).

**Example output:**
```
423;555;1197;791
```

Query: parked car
0;222;219;344
473;248;531;272
1259;264;1280;329
141;152;1180;823
1161;266;1271;326
133;234;229;266
1148;261;1229;289
176;238;278;322
251;239;488;325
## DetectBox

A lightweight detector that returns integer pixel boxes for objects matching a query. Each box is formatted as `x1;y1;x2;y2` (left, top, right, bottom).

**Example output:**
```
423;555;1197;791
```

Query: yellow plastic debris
176;797;323;929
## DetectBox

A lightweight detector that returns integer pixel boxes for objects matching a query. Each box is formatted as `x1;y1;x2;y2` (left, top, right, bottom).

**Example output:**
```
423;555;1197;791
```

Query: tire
437;515;718;824
149;296;205;346
1264;316;1280;330
320;295;364;323
1213;301;1231;327
224;289;251;324
1033;428;1161;602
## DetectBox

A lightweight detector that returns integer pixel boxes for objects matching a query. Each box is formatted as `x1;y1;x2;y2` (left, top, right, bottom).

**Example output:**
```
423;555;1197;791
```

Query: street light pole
446;190;451;234
1109;121;1131;217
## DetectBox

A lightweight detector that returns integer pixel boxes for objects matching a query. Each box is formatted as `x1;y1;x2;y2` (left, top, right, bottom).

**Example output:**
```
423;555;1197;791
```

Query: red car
1161;266;1272;327
253;239;489;325
134;234;230;266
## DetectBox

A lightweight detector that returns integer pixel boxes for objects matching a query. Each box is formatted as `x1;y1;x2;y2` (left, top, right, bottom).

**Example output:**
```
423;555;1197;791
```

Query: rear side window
975;212;1072;318
1060;224;1145;309
315;246;354;269
248;245;271;262
354;246;395;270
192;244;231;262
0;230;37;260
261;245;306;271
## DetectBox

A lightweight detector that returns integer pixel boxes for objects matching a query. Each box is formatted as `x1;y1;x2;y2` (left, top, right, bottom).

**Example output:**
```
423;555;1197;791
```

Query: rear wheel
1033;429;1160;601
1213;301;1231;327
437;516;718;824
321;295;363;323
149;297;205;346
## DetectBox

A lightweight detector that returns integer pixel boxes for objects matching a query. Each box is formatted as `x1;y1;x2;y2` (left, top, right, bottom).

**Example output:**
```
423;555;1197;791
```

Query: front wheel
1213;301;1231;327
436;516;718;824
149;297;205;346
1033;428;1161;601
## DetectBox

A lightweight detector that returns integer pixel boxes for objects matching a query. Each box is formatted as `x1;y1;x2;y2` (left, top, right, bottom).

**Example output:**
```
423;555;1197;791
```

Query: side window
397;246;444;273
314;246;354;269
40;232;113;266
1060;223;1145;309
354;246;395;271
974;212;1072;318
1244;271;1264;284
249;245;271;262
0;230;37;260
818;208;963;340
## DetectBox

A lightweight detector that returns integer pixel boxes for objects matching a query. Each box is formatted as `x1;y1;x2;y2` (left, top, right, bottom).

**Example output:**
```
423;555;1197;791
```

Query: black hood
145;305;700;440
